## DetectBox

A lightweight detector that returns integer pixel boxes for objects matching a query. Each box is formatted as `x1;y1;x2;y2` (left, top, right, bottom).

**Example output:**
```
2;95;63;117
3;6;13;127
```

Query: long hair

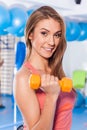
25;6;67;79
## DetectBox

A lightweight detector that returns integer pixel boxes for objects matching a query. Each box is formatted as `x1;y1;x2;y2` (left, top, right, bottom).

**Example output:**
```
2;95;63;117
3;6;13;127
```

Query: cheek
31;36;39;46
34;38;44;47
32;38;41;49
55;40;60;47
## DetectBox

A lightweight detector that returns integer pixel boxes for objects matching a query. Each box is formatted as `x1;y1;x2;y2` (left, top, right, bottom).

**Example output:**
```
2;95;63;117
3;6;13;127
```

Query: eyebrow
40;28;62;34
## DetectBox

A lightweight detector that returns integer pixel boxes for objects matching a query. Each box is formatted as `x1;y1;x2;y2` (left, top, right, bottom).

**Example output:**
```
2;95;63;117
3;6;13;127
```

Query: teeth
44;48;54;51
45;48;51;50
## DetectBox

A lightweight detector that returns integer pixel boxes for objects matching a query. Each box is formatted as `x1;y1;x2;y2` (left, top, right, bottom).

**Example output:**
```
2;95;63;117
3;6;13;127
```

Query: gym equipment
27;9;34;16
85;96;87;107
66;22;81;41
29;74;73;92
72;70;86;89
16;28;24;37
17;124;24;130
15;41;26;70
77;23;87;41
7;6;28;35
74;90;85;107
0;29;8;35
0;52;5;109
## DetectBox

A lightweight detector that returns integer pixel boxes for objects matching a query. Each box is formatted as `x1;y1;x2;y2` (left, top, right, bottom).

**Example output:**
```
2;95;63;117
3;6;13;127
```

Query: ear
29;33;33;40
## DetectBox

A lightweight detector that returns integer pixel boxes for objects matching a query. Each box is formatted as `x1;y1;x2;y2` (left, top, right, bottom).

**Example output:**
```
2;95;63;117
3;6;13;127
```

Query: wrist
46;94;59;103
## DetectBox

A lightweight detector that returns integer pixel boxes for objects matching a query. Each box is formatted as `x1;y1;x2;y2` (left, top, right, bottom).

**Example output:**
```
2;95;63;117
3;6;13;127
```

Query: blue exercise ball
74;90;85;107
0;29;8;35
65;21;71;40
7;25;25;36
16;27;24;37
15;24;26;37
7;6;28;35
0;5;10;29
66;22;81;41
77;23;87;41
27;9;34;16
6;26;20;35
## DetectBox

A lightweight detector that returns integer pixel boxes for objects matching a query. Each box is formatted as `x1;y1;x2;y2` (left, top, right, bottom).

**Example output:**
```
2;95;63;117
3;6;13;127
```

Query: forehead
35;18;61;32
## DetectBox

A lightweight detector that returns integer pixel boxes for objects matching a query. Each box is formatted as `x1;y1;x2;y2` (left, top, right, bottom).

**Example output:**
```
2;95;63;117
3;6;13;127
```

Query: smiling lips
43;47;54;52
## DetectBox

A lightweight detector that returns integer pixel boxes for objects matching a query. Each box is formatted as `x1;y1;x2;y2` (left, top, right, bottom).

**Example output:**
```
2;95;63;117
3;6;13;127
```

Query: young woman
14;6;76;130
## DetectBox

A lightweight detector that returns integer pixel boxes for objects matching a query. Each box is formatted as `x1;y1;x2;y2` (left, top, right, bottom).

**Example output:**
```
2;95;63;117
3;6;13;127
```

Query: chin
42;54;53;59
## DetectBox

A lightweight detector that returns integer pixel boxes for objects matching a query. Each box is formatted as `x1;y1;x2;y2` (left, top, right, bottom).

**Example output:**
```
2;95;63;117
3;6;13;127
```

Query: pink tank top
23;62;76;130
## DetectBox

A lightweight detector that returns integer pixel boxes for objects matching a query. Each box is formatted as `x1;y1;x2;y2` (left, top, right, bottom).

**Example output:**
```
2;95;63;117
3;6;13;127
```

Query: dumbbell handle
29;74;73;92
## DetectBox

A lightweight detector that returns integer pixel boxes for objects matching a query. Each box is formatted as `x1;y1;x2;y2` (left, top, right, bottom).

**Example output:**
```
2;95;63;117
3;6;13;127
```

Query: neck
27;56;51;74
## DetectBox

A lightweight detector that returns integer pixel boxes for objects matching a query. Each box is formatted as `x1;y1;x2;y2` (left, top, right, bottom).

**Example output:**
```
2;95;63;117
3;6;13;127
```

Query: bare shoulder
14;66;31;88
13;66;33;101
15;66;30;81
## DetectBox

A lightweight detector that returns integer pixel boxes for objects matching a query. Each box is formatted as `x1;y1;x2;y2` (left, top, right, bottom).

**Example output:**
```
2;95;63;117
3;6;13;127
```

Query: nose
48;35;55;45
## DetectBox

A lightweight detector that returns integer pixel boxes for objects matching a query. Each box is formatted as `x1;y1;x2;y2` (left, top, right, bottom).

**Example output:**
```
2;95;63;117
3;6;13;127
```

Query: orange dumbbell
29;74;73;92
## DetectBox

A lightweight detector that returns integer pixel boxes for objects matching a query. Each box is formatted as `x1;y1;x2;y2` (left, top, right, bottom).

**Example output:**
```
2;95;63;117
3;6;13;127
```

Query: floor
0;95;87;130
0;95;22;130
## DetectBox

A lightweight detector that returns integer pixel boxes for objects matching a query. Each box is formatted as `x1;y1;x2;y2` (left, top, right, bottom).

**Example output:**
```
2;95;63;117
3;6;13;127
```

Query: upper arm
13;71;40;129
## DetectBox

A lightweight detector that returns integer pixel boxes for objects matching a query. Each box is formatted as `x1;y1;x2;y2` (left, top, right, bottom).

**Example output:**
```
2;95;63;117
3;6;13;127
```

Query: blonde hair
25;6;67;79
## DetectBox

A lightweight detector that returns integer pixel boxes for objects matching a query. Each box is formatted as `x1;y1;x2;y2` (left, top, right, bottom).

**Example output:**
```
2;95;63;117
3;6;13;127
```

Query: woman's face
29;18;62;59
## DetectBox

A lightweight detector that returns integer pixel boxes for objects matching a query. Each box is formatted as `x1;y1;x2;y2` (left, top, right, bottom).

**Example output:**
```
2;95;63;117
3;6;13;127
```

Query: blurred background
0;0;87;130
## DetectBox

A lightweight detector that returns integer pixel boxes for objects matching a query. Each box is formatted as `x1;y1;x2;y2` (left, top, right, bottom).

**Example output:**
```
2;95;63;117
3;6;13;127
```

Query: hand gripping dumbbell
29;74;73;92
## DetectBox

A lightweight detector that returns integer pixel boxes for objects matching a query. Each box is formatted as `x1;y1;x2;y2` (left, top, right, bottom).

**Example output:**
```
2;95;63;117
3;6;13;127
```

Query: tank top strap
24;61;39;74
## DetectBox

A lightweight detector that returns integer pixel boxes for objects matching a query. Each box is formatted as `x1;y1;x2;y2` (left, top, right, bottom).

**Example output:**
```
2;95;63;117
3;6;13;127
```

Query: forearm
32;95;58;130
